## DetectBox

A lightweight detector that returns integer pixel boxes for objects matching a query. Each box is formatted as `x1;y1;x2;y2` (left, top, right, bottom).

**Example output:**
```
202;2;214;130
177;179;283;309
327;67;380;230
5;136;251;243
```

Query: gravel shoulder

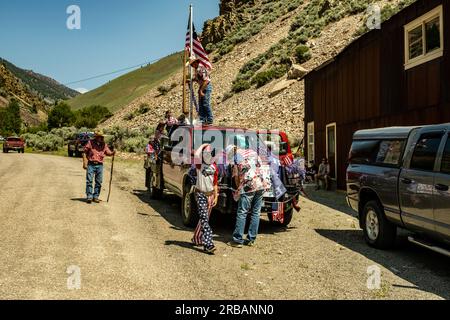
0;152;449;299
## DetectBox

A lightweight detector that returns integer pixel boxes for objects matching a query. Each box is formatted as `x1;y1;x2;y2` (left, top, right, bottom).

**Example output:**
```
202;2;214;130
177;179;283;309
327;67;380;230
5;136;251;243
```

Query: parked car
145;125;299;227
3;137;26;153
347;123;450;257
68;132;94;157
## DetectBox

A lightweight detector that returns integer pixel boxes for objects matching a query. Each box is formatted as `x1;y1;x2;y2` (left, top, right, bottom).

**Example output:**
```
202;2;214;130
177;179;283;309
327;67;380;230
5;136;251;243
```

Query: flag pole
182;50;188;114
189;4;194;124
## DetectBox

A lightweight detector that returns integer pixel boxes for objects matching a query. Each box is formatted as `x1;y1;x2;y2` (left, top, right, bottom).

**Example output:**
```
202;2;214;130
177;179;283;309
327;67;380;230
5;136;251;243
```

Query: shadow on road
164;240;206;254
70;198;89;203
316;229;450;299
303;185;355;218
132;189;294;245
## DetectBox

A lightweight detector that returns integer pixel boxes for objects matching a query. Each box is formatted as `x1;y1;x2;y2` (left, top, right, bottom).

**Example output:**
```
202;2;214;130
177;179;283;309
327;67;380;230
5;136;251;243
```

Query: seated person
305;160;317;183
315;158;331;191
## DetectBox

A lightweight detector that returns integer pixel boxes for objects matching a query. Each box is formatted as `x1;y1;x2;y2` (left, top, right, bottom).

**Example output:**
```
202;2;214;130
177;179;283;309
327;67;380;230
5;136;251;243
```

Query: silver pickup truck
347;123;450;256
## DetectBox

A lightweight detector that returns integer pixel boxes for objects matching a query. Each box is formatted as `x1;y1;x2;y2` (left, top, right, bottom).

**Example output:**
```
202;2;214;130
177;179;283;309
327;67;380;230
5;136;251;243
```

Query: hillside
99;0;416;141
0;63;49;127
0;58;79;102
68;52;183;112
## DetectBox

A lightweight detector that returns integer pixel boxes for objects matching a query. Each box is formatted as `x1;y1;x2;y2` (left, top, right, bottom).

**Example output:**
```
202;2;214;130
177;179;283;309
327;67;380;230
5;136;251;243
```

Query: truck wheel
21;148;25;153
268;208;293;227
68;150;73;157
181;186;199;227
3;148;8;153
362;200;396;249
148;170;163;200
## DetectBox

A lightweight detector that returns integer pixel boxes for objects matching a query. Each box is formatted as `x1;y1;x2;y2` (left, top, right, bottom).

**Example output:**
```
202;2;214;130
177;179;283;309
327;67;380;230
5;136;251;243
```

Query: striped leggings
192;192;215;249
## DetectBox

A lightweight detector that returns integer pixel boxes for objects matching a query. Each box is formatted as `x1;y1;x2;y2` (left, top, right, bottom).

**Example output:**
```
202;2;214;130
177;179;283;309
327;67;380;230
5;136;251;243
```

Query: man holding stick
83;130;115;204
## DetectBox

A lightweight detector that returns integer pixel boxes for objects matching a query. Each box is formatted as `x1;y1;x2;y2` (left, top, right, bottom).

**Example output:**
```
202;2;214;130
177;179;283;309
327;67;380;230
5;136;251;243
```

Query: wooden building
304;0;450;189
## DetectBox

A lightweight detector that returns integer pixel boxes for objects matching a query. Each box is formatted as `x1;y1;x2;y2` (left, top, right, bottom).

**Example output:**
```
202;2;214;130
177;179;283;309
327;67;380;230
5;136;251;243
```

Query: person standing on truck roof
83;130;115;204
188;56;213;125
192;144;218;255
227;144;271;248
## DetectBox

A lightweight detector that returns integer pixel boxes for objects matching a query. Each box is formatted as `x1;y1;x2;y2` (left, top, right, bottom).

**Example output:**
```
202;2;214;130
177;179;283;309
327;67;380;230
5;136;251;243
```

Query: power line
63;57;164;86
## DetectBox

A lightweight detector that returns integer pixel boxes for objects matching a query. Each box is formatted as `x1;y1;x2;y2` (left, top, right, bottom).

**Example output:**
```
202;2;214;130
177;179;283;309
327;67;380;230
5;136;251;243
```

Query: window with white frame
307;122;315;163
404;5;444;70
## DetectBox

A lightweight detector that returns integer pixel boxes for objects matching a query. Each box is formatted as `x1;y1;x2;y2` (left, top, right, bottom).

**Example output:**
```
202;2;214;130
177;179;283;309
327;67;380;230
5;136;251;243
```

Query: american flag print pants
193;192;215;249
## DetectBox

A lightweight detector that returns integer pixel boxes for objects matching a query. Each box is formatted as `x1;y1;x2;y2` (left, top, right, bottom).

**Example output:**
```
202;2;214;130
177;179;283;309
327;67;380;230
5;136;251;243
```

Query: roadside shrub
122;136;148;154
50;127;77;142
231;79;251;93
295;45;312;64
23;133;64;151
124;113;135;121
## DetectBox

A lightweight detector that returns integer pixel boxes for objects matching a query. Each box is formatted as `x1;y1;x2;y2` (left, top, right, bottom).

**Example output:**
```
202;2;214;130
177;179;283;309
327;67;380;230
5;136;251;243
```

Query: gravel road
0;152;448;299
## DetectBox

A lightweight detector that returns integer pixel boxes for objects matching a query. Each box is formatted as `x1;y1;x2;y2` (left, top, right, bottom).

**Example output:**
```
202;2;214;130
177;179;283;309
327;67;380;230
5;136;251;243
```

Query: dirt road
0;152;448;299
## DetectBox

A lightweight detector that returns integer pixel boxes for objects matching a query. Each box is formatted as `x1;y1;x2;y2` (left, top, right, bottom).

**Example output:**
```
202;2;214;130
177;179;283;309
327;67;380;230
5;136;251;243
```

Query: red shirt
84;140;113;163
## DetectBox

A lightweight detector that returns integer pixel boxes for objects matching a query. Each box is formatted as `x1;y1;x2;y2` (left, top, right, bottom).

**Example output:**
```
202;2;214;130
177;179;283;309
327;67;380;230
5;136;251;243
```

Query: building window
404;5;443;70
307;122;314;163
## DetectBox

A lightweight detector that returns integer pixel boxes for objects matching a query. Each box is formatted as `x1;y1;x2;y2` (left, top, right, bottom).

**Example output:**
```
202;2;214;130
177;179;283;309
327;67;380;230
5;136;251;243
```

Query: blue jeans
86;164;104;200
232;190;264;244
199;83;213;124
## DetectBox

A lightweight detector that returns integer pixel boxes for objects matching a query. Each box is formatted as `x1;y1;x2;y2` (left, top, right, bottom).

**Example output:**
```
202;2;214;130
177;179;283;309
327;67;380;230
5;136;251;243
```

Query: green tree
74;105;112;129
47;102;75;129
0;100;22;135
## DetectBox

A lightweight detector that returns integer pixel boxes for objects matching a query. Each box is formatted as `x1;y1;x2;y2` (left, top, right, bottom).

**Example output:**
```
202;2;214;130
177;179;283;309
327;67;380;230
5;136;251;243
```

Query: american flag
281;155;294;167
271;201;284;224
185;20;212;70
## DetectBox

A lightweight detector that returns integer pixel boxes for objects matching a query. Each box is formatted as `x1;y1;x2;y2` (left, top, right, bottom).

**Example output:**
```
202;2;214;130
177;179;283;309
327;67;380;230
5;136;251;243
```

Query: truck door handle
435;184;449;192
401;178;412;185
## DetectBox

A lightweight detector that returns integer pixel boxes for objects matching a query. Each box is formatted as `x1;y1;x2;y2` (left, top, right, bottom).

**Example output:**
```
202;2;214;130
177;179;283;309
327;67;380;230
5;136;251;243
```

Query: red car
3;137;26;153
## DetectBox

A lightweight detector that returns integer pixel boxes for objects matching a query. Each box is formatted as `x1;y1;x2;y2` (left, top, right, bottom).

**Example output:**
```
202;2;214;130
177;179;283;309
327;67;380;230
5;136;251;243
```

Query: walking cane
107;153;115;203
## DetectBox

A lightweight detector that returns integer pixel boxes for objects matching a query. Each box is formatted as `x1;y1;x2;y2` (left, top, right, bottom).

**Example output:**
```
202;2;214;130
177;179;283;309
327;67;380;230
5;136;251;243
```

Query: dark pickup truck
145;125;300;227
347;124;450;257
68;132;94;157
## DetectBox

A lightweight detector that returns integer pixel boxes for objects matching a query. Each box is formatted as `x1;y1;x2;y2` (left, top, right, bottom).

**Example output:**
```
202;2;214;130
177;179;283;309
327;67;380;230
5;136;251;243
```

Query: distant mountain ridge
0;58;80;102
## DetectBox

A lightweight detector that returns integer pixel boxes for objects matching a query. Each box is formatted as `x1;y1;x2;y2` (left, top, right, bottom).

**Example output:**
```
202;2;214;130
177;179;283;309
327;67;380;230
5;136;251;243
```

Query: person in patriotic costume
191;144;219;254
189;56;213;124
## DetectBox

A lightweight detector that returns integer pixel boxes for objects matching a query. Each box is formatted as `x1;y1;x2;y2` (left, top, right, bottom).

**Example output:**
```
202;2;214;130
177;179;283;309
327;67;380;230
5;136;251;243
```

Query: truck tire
268;208;293;227
3;148;8;153
148;170;163;200
68;149;74;157
361;200;396;249
181;185;199;227
21;148;25;153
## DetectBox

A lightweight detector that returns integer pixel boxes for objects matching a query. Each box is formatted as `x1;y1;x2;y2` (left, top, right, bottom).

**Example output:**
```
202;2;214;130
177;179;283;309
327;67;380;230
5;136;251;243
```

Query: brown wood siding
304;0;449;189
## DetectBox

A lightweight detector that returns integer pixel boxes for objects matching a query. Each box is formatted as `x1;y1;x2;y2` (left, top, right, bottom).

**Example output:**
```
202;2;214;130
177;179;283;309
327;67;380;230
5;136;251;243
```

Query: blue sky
0;0;219;93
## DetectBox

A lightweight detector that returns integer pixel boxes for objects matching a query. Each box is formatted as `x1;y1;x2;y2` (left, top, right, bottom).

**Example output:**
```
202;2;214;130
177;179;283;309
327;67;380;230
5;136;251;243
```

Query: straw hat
94;130;105;137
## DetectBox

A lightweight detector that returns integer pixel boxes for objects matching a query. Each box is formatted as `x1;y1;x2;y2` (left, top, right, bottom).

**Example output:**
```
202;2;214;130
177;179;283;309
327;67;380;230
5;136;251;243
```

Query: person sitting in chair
315;158;331;191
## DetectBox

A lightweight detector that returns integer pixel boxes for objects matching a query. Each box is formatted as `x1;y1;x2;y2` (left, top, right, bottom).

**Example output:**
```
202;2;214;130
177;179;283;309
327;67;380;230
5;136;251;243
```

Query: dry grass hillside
102;0;416;143
0;64;49;127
